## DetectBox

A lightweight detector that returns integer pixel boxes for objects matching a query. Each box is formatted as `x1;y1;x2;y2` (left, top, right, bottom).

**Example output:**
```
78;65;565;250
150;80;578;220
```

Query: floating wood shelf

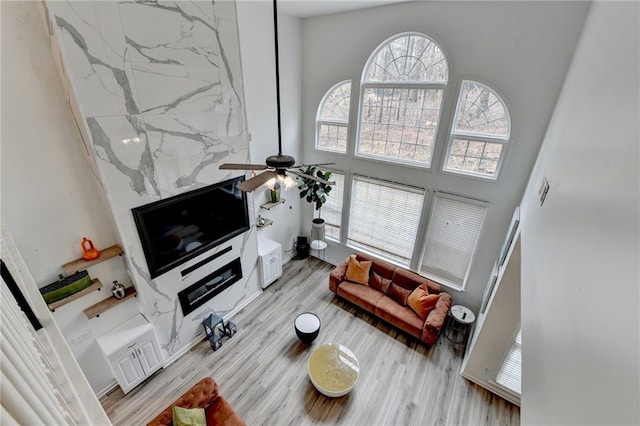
83;287;137;319
63;244;123;275
256;218;273;229
48;278;102;311
260;199;286;210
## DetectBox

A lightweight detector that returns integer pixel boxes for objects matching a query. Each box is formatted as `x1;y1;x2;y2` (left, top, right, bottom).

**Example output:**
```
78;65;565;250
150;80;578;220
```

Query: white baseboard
460;371;520;406
95;380;118;399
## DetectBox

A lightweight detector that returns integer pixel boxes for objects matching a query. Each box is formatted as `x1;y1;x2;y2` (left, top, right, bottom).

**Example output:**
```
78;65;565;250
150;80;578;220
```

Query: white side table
444;305;476;345
309;240;327;269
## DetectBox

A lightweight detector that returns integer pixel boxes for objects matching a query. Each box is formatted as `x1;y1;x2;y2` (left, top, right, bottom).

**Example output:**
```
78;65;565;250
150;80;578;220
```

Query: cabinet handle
132;352;136;359
137;348;141;355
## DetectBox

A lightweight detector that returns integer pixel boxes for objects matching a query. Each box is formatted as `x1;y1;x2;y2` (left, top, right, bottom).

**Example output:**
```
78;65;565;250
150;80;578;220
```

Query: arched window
357;33;448;167
316;81;351;153
444;80;511;179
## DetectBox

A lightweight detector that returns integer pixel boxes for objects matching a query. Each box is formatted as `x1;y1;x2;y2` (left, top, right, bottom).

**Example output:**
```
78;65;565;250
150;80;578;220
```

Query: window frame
442;80;511;180
355;32;449;169
315;80;352;155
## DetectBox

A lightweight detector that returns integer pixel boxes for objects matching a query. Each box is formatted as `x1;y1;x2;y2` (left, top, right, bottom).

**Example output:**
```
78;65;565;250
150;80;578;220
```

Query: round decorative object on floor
294;312;321;345
308;343;360;397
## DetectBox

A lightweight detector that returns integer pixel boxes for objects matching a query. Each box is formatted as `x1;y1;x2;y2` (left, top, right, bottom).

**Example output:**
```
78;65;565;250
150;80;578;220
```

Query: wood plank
48;278;102;311
260;199;286;210
84;287;137;319
63;244;123;275
99;259;519;425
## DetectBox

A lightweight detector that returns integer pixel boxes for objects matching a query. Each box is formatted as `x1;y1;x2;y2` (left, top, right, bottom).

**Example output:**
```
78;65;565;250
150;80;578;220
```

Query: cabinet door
109;346;145;393
136;332;163;376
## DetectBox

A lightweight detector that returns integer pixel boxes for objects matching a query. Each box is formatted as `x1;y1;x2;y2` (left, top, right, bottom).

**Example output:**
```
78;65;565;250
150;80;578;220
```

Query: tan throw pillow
368;271;392;293
407;283;440;320
387;283;412;306
345;255;372;284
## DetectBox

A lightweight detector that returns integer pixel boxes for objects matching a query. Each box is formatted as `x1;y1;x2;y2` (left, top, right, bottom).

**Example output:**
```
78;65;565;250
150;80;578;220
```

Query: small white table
309;240;327;269
444;305;476;345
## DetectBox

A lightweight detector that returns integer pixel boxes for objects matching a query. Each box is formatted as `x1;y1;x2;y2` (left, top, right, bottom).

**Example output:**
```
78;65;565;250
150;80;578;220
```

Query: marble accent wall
47;0;260;359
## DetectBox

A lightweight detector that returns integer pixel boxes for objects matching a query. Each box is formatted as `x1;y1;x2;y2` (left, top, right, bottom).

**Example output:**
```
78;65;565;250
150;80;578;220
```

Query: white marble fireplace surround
45;0;261;361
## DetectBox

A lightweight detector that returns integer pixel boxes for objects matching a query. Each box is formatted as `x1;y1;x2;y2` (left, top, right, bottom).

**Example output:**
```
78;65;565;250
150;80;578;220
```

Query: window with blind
316;81;351;154
420;193;487;289
496;329;522;395
444;80;511;179
347;176;425;265
323;171;344;240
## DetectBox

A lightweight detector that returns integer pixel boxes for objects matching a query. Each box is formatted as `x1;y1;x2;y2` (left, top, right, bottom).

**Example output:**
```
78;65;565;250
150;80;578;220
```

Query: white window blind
323;171;344;240
420;193;487;288
347;176;425;265
496;329;522;395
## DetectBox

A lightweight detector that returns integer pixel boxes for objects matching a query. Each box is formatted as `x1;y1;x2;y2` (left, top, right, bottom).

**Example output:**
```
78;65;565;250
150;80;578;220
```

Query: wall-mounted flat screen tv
132;176;250;278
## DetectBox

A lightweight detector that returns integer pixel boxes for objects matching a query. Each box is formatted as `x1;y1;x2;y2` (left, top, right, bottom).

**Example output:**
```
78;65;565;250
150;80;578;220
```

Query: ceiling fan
219;0;334;193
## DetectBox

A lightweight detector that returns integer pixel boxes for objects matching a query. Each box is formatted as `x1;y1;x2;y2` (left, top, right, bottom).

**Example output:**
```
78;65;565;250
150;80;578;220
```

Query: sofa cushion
338;282;385;313
173;406;206;426
387;283;411;306
356;252;395;280
392;268;441;293
345;255;372;284
375;296;424;338
407;284;440;320
368;271;391;293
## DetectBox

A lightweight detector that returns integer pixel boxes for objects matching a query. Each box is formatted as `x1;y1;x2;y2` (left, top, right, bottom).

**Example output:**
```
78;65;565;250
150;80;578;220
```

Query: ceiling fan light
279;174;298;190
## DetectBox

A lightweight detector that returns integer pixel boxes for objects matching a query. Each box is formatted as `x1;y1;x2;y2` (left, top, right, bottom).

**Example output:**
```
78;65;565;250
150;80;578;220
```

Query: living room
1;1;638;425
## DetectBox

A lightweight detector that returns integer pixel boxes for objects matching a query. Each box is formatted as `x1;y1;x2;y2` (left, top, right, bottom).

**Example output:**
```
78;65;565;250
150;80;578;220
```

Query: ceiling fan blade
237;171;277;192
220;163;269;170
292;162;336;168
288;169;335;185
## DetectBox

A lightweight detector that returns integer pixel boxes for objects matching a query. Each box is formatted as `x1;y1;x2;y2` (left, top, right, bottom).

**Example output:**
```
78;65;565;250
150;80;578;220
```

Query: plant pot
311;218;325;242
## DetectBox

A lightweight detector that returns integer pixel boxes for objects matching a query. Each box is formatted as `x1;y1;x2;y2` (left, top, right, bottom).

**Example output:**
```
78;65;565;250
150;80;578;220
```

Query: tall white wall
1;1;138;394
301;1;590;310
237;2;303;256
520;2;639;424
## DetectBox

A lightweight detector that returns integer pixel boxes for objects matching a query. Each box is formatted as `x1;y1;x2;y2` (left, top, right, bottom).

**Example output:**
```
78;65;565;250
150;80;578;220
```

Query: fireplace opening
178;258;242;316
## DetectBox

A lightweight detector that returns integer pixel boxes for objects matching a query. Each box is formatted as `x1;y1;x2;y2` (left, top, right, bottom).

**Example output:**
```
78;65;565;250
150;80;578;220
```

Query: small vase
270;182;281;203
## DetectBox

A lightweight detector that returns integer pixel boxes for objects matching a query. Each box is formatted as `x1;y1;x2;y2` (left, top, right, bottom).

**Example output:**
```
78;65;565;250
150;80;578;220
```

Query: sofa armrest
329;259;349;293
147;378;219;426
423;292;453;336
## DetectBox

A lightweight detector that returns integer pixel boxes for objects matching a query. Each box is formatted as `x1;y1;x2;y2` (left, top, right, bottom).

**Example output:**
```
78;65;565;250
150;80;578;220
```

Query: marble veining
48;0;258;360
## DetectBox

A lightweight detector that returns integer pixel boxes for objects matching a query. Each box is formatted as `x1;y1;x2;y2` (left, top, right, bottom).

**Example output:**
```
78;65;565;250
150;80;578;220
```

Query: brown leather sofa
329;253;452;346
147;377;244;426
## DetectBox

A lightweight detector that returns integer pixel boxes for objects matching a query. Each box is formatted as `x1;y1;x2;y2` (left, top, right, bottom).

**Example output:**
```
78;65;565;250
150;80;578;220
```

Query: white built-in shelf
260;199;286;210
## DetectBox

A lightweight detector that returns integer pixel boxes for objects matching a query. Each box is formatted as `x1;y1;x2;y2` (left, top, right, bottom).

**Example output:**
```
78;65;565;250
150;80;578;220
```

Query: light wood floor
100;259;519;425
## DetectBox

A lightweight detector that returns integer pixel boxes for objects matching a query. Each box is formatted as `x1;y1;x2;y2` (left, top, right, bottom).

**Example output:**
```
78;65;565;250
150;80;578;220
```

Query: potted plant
296;166;333;241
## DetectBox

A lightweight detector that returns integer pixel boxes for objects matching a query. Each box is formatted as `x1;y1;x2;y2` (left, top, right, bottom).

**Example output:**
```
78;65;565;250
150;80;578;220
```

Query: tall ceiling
276;0;414;18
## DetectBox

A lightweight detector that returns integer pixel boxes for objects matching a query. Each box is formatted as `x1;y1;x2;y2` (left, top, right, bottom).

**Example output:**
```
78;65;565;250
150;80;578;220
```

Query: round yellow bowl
308;343;359;397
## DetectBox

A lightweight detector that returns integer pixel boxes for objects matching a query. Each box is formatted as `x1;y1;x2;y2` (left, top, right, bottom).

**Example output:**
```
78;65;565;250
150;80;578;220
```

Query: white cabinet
258;238;282;289
97;314;163;394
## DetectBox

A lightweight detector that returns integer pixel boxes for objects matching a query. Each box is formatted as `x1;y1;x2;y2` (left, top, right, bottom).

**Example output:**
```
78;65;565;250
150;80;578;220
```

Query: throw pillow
368;271;392;293
407;284;440;320
172;406;206;426
345;255;372;285
387;283;412;306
